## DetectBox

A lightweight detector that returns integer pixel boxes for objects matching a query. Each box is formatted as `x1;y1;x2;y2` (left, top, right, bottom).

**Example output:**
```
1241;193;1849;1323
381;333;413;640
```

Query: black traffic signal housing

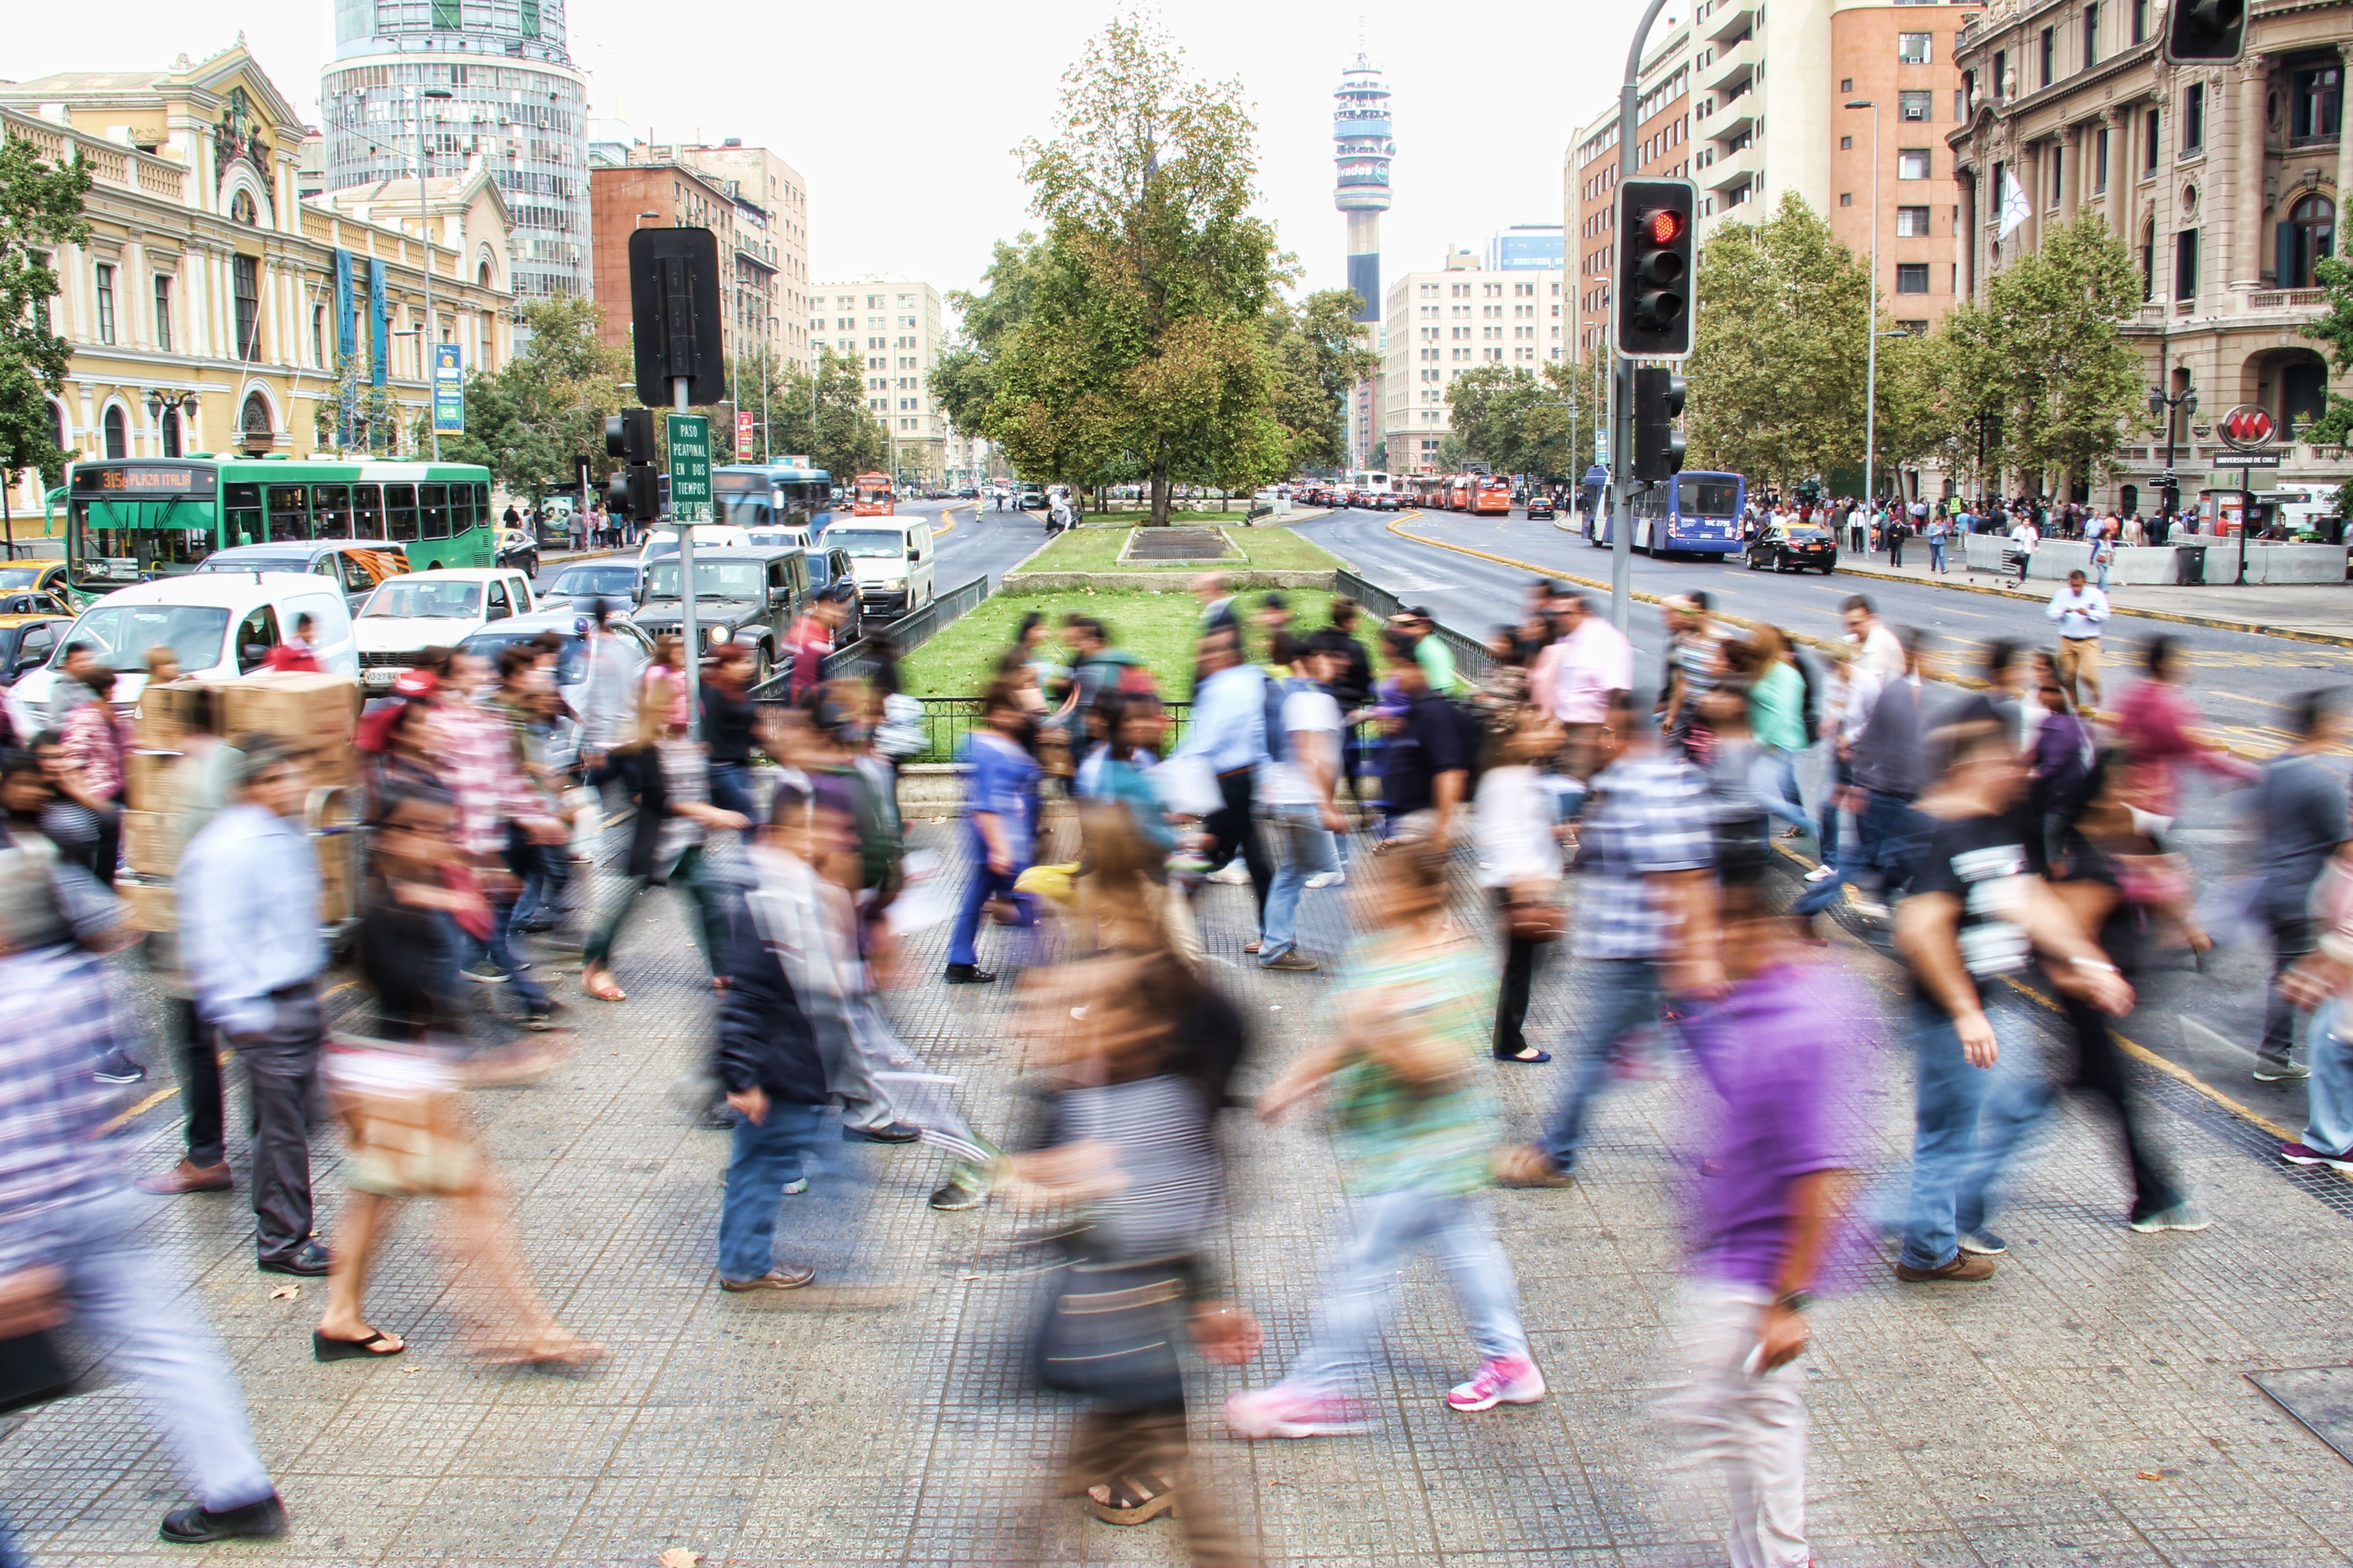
604;408;659;520
2164;0;2244;62
1632;367;1688;483
627;227;725;406
1615;179;1697;359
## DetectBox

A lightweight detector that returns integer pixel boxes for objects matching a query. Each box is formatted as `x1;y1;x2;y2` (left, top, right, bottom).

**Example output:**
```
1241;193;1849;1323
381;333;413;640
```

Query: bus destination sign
71;464;212;496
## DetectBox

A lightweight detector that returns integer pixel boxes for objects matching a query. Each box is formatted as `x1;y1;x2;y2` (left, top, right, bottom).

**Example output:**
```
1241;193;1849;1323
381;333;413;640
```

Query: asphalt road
1296;501;2347;1139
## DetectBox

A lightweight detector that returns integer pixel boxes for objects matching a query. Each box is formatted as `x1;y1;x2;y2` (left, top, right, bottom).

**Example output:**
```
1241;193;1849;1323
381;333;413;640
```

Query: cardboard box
219;672;361;750
125;750;186;816
133;679;211;750
300;745;361;792
316;833;357;925
115;874;175;934
122;810;174;878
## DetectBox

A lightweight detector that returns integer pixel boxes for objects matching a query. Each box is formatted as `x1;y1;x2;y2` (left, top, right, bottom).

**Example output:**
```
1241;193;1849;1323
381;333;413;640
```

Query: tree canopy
436;295;629;500
1442;361;1593;482
0;133;93;493
1263;288;1376;475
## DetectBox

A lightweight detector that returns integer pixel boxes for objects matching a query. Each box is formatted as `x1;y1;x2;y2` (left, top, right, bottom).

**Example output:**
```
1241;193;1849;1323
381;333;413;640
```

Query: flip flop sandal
580;972;627;1003
479;1338;607;1370
312;1329;404;1362
1087;1475;1179;1526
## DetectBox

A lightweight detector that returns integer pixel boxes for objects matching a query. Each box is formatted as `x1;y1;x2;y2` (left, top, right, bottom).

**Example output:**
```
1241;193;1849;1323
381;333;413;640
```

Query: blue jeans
1897;994;2053;1270
1794;789;1921;914
462;889;552;1008
1540;955;1670;1172
1751;749;1809;834
716;1100;831;1282
1929;538;1947;571
1259;804;1338;963
947;858;1031;968
1284;1186;1527;1397
708;760;755;822
2304;999;2353;1156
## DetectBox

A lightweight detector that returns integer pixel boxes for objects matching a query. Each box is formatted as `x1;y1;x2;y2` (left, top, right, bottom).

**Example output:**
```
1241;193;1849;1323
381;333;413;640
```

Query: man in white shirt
1256;640;1346;971
1533;591;1634;779
1840;594;1907;684
2045;568;2111;709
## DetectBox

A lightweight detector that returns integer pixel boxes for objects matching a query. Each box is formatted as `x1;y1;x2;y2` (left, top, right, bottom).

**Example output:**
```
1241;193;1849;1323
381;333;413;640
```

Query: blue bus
711;462;834;534
1587;470;1746;558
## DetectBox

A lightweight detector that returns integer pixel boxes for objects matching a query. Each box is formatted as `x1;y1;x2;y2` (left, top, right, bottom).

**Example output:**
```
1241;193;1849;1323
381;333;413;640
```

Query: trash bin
2173;544;2207;585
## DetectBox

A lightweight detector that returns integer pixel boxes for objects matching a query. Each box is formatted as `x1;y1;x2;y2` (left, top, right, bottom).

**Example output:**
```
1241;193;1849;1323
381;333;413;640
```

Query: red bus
1470;476;1513;515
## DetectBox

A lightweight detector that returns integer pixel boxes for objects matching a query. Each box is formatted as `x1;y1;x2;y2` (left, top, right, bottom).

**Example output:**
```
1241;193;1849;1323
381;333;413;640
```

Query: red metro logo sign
2219;404;2277;451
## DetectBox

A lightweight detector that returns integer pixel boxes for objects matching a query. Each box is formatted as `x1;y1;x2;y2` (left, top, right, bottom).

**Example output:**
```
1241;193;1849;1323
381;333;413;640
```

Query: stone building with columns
0;43;514;526
1950;0;2353;513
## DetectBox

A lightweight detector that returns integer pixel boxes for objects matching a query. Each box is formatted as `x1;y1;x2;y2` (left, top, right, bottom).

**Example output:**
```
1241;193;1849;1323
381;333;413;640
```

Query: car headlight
705;624;727;647
881;577;906;590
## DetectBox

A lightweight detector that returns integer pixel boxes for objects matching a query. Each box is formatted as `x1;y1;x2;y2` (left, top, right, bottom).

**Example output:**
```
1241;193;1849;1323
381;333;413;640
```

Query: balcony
1706;0;1756;42
1701;35;1758;95
1711;101;1756;143
2247;287;2330;310
1704;136;1762;194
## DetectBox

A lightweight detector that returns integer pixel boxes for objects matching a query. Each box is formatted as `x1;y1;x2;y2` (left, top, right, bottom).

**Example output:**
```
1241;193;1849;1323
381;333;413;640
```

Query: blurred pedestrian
2251;692;2350;1082
1254;636;1345;973
1171;627;1272;934
1479;706;1564;1063
1374;629;1472;847
944;679;1040;985
2112;636;2259;959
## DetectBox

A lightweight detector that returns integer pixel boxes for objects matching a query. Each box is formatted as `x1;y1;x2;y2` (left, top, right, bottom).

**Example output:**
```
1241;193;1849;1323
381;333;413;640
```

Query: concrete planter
2104;545;2182;584
1000;569;1339;592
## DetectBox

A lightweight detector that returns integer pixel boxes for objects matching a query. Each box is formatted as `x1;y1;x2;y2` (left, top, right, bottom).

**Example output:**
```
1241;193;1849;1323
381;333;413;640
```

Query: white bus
1346;470;1402;509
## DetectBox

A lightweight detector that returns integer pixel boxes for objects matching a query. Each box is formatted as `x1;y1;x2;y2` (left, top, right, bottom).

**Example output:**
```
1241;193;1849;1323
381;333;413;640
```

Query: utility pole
1608;0;1677;634
416;85;452;462
1847;98;1882;513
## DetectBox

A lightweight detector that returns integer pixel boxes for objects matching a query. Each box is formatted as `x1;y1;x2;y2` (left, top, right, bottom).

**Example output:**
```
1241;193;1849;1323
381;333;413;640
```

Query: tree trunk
1149;465;1171;526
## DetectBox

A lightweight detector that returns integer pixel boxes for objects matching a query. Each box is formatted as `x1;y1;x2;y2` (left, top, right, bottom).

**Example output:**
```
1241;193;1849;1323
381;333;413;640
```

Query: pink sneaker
1445;1355;1547;1412
1222;1384;1367;1439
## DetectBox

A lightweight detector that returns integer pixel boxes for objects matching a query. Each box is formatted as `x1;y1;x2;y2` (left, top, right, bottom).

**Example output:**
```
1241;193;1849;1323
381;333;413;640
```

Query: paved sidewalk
1833;548;2353;644
5;827;2352;1564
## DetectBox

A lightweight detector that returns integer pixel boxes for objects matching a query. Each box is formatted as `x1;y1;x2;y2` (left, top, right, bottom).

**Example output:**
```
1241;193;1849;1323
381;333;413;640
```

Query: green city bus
63;456;495;597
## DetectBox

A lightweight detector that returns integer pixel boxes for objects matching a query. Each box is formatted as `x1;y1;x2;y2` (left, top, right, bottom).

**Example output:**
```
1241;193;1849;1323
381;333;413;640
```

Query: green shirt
1749;661;1808;753
1415;635;1463;697
1322;933;1496;1197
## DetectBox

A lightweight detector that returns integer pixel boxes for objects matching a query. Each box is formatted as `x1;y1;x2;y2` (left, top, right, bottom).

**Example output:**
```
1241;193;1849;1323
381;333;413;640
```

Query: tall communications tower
1332;52;1393;326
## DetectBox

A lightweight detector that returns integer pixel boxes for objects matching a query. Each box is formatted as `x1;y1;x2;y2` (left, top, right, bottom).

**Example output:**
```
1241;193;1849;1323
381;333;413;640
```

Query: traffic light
627;227;725;406
1615;178;1697;359
2164;0;2244;61
604;408;659;520
1631;367;1687;482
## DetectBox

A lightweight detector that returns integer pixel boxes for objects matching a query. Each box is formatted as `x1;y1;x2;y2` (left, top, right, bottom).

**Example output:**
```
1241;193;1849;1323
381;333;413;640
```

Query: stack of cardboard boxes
118;671;366;931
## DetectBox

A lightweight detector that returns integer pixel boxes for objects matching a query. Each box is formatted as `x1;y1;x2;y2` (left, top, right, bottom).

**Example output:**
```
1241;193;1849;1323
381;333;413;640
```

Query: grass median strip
1017;524;1346;575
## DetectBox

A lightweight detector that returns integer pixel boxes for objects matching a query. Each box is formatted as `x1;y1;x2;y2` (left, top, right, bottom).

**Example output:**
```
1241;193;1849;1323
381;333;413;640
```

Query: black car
630;546;812;680
494;528;540;580
1525;495;1557;521
1747;523;1839;574
801;544;863;643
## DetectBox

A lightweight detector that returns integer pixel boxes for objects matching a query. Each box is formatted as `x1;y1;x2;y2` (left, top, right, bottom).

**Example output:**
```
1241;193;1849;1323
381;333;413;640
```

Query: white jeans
1662;1279;1810;1568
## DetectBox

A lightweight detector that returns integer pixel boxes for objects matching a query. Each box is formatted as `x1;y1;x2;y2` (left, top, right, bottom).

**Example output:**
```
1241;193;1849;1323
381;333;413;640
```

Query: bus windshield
1678;477;1741;517
69;499;216;583
825;529;908;558
68;603;231;673
363;579;481;618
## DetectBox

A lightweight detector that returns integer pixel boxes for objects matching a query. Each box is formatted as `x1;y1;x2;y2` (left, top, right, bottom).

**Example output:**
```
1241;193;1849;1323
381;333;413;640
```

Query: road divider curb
1830;557;2353;649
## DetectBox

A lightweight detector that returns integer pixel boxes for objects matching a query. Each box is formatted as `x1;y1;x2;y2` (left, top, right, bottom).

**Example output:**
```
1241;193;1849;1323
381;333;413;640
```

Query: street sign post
2210;449;2283;467
431;342;464;435
2212;403;2280;583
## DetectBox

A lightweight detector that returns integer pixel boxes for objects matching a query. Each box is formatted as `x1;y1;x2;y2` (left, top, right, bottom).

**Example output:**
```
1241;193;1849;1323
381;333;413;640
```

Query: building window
152;275;171;352
2175;227;2199;299
2095;126;2110;190
1898;149;1931;179
2291;67;2343;144
1842;78;1855;93
160;408;181;458
1897;205;1932;236
2131;0;2148;40
2051;146;2065;203
1896;263;1931;293
2083;4;2099;67
2281;193;2336;287
431;0;459;27
2145;106;2161;171
232;255;259;361
2040;27;2056;85
2140;222;2156;298
92;264;115;345
1994;49;2009;98
1900;90;1933;121
520;0;539;36
230;189;257;226
103;405;126;460
311;306;325;367
1899;32;1931;62
2182;82;2204;151
1897;318;1930;334
1841;135;1854;150
1841;192;1854;206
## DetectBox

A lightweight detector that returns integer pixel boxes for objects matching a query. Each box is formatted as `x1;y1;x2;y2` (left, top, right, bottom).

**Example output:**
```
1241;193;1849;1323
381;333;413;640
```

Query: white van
637;524;751;565
823;516;937;615
352;568;538;689
10;572;356;725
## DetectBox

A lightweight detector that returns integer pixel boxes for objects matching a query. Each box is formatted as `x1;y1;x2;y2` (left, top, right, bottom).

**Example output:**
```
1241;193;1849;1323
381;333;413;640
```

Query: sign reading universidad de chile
432;343;464;434
668;413;713;523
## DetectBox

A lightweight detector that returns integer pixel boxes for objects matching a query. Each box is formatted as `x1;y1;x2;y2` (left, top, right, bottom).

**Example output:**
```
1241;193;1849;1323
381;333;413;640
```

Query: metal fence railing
1334;568;1498;681
895;697;1195;765
748;573;990;700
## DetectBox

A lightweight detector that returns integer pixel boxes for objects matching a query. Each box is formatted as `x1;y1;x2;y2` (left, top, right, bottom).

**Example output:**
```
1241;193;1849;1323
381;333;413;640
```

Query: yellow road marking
99;1084;179;1136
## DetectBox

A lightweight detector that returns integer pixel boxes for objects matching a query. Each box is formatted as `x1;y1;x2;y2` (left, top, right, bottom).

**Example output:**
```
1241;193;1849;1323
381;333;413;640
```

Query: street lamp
413;86;453;462
144;389;198;458
1846;99;1883;519
2148;380;2199;536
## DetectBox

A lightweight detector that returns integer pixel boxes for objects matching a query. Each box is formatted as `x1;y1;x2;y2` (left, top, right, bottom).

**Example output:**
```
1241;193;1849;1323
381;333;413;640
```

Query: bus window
266;485;311;543
226;481;262;546
450;481;475;534
313;484;351;538
1677;476;1740;517
473;483;490;529
352;484;384;538
386;484;419;542
420;484;451;539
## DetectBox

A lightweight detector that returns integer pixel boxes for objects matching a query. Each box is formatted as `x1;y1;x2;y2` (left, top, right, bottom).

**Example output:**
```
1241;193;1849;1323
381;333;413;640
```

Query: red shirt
263;642;323;674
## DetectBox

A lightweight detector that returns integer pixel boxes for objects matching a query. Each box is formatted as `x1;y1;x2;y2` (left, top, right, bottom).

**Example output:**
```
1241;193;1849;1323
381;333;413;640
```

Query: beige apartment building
0;45;515;520
1951;0;2353;508
664;141;813;378
1379;250;1566;475
812;275;949;484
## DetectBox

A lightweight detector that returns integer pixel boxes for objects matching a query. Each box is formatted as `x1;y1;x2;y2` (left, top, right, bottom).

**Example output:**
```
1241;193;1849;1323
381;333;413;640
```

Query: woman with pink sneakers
1224;840;1544;1438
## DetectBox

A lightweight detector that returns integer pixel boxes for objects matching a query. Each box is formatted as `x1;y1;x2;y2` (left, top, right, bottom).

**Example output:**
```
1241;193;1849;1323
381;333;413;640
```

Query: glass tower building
1333;53;1394;326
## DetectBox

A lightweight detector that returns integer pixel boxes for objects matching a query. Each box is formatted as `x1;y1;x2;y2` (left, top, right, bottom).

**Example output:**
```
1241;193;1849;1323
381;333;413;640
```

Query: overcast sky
8;0;1681;321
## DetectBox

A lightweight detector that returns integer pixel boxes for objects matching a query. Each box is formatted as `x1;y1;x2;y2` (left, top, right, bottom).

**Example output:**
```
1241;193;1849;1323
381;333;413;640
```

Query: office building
1487;225;1566;271
1379;248;1565;476
812;275;948;484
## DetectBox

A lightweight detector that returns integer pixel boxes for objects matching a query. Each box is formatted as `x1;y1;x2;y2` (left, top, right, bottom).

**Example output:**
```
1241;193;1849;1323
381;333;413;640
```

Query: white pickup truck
353;568;538;690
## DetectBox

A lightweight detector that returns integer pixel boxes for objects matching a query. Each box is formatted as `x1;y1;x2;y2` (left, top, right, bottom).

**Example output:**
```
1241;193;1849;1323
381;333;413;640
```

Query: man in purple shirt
1665;918;1867;1568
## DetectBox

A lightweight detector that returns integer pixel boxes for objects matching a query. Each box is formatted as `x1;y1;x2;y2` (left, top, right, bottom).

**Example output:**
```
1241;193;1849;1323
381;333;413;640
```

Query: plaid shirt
1571;750;1715;960
0;948;130;1276
433;702;544;859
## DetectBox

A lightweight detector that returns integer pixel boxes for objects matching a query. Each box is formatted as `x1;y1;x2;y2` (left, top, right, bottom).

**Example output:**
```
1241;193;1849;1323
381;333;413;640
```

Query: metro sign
2219;403;2277;450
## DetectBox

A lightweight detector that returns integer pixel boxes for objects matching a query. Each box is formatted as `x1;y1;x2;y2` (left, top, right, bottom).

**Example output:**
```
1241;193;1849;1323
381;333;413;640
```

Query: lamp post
1846;99;1883;517
2148;374;2198;542
414;86;453;462
144;389;198;460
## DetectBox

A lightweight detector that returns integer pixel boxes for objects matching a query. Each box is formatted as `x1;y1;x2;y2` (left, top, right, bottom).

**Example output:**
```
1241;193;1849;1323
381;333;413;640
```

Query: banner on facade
736;409;755;457
367;260;388;389
432;343;464;434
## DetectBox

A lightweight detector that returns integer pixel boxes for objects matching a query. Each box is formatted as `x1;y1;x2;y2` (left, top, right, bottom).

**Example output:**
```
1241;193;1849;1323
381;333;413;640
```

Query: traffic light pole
676;375;702;743
1609;0;1677;636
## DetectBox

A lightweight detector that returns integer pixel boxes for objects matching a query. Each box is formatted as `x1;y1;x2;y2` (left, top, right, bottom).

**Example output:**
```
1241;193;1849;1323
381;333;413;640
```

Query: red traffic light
1646;208;1686;246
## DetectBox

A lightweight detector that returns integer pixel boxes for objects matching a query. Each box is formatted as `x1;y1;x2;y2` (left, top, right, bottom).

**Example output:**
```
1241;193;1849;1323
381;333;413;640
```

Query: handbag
324;1038;481;1197
0;1330;72;1415
1032;1251;1191;1406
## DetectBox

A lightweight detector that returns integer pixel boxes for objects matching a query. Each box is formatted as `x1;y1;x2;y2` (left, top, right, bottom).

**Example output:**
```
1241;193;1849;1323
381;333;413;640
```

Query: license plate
364;667;397;688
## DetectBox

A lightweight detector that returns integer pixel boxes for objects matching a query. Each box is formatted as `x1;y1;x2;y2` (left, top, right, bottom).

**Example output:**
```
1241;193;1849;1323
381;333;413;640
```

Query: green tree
1441;361;1591;481
1686;193;1873;489
1984;216;2141;495
930;234;1054;440
438;295;630;502
989;11;1289;520
2301;254;2353;444
1264;288;1377;474
0;133;93;497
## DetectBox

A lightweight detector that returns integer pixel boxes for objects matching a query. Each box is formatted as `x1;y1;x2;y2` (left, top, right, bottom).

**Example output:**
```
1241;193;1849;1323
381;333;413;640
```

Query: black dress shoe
159;1491;287;1543
843;1121;921;1144
258;1241;331;1277
943;963;996;985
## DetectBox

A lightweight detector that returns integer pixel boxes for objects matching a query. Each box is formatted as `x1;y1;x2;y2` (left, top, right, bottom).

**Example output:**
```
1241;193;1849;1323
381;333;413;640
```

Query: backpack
1262;672;1313;764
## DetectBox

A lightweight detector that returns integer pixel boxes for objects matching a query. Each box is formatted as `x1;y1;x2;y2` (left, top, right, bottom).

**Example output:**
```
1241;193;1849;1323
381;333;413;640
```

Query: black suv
801;544;863;643
630;545;813;680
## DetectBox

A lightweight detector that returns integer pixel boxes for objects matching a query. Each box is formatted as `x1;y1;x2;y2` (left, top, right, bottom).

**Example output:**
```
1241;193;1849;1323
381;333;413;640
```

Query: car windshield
824;529;908;559
463;629;587;685
0;569;48;592
65;604;231;673
195;553;309;575
1787;528;1828;540
550;565;639;597
364;579;482;618
744;530;804;549
645;561;765;599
